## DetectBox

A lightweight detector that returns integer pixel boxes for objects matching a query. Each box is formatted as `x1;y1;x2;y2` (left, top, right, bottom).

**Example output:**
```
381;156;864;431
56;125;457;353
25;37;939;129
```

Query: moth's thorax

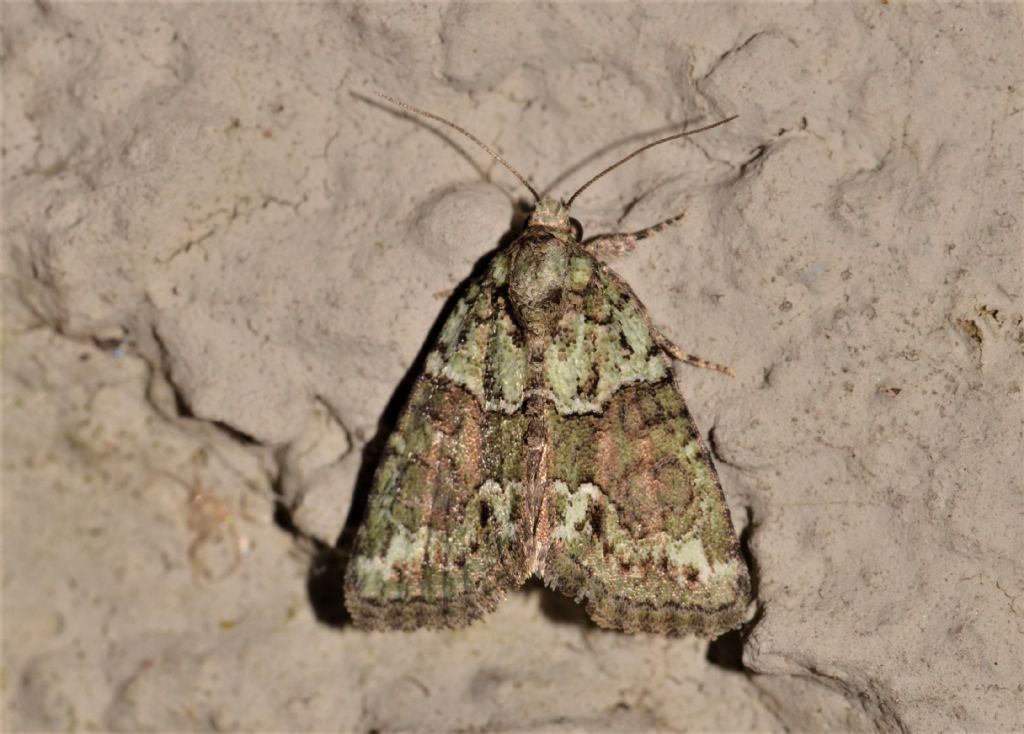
526;197;573;235
507;229;593;333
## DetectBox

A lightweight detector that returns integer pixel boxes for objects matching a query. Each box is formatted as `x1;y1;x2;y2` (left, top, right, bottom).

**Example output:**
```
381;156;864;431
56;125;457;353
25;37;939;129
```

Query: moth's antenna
375;92;540;203
566;115;738;208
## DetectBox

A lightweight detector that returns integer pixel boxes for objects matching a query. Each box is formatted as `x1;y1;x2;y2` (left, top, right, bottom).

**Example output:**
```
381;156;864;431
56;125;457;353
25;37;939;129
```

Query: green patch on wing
425;253;528;413
353;479;521;601
547;480;742;600
544;268;668;414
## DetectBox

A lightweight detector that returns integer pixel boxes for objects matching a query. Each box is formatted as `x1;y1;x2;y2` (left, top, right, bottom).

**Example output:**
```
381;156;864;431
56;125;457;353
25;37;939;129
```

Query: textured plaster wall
3;3;1022;732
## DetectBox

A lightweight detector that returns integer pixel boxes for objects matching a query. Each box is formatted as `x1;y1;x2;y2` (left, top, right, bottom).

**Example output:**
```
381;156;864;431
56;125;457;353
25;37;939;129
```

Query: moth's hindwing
344;253;533;629
537;263;750;637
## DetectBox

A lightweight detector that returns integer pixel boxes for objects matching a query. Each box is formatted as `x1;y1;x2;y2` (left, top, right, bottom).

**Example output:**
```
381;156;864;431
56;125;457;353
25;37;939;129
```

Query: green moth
345;95;750;637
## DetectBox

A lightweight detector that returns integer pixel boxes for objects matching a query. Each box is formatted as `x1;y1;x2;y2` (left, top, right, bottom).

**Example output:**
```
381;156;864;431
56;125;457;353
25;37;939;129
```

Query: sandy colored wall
3;3;1022;732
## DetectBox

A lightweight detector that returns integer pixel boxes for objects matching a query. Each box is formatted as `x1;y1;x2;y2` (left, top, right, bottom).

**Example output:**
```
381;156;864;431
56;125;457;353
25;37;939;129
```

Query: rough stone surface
3;3;1021;732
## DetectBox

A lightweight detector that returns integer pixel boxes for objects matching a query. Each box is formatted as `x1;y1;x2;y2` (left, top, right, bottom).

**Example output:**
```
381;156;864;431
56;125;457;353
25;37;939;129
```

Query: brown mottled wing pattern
536;261;750;637
344;253;533;629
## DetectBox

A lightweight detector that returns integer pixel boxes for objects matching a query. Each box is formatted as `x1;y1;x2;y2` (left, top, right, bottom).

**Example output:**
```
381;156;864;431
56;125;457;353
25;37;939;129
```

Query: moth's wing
345;253;533;630
537;260;750;637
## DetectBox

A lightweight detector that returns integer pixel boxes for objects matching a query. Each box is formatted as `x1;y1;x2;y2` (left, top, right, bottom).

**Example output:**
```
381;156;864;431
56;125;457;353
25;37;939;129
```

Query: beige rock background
3;3;1022;732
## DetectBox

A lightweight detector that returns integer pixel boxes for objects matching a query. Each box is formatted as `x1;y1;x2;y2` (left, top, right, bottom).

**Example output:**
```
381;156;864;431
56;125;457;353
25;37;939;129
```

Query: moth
345;94;751;637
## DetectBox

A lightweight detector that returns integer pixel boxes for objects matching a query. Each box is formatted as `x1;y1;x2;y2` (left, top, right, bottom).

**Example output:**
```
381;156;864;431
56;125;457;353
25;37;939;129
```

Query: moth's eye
570;218;583;241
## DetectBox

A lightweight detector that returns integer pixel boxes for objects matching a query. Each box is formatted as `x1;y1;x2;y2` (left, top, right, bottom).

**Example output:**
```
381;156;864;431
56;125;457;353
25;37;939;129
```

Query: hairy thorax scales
507;198;584;339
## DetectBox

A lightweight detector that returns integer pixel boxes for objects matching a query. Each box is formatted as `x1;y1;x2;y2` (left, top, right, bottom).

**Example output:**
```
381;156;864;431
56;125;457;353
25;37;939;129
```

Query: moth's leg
584;210;686;260
653;326;735;377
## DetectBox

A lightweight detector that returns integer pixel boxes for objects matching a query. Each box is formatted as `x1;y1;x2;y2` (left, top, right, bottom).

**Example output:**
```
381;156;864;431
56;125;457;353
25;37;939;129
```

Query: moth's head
526;197;577;238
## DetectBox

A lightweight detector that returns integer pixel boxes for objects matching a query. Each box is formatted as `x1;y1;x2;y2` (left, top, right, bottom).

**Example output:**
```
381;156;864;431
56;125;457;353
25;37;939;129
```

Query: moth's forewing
536;260;750;637
344;255;533;629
